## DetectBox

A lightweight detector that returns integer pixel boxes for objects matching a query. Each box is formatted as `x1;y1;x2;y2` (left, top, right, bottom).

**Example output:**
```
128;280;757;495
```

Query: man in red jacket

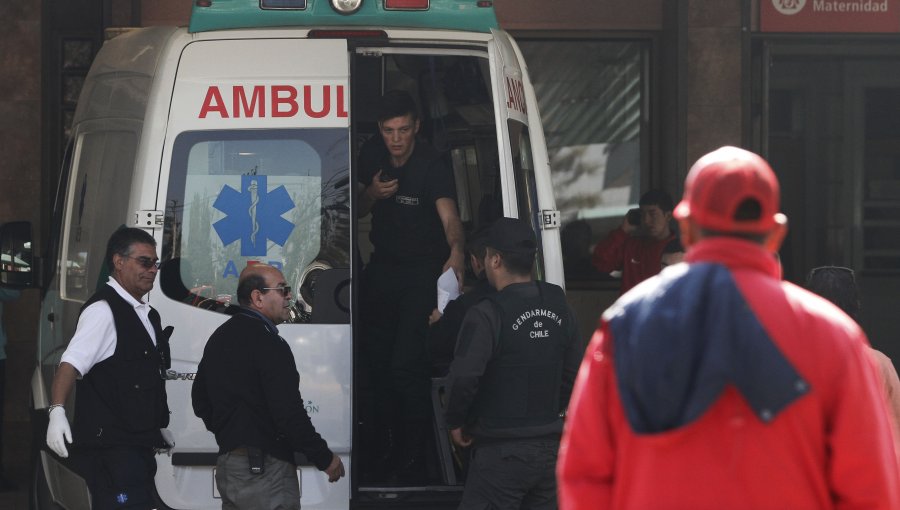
558;146;900;510
592;189;678;294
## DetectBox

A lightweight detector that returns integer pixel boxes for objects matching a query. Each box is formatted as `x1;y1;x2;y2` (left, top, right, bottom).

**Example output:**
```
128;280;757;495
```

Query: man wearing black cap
426;226;494;376
558;147;900;509
445;217;581;509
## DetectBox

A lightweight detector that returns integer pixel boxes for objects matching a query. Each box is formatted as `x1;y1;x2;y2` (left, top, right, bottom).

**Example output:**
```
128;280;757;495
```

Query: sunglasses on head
128;255;160;269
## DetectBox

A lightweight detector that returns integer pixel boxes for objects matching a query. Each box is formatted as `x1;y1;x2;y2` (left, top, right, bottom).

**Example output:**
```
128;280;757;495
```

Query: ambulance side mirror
0;221;35;288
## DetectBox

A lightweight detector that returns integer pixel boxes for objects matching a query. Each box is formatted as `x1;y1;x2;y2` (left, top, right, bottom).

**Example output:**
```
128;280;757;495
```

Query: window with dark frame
517;38;650;286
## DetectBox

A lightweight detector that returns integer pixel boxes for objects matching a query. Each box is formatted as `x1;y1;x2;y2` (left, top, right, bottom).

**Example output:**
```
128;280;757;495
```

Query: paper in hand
437;267;461;313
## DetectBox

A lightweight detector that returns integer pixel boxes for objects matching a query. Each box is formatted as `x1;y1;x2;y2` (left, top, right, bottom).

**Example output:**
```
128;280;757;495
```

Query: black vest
472;281;571;430
73;284;169;447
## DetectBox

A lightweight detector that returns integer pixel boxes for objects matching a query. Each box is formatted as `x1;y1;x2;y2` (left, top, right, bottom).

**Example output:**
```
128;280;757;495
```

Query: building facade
2;0;900;483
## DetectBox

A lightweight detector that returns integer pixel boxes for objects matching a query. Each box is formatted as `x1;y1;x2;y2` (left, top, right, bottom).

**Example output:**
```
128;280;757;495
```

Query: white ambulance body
11;0;563;508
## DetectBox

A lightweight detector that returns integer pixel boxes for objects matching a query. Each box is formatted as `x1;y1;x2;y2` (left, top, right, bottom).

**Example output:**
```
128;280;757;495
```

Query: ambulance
0;0;563;507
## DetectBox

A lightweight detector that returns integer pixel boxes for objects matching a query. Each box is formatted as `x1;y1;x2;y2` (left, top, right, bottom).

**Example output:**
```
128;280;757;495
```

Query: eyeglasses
127;255;160;269
262;286;292;295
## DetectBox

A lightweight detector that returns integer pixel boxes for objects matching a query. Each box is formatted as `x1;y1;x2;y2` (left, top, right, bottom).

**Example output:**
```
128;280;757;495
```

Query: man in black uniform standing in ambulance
445;217;581;509
357;90;465;482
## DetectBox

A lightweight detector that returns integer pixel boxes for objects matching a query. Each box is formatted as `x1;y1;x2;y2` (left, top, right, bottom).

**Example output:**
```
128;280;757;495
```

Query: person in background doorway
427;227;495;377
561;220;603;281
0;287;20;491
445;217;582;510
806;265;900;443
356;90;465;482
592;189;678;294
46;227;174;510
559;147;900;509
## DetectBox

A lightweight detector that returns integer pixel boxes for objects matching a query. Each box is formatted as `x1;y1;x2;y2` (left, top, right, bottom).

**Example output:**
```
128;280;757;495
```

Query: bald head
237;264;293;324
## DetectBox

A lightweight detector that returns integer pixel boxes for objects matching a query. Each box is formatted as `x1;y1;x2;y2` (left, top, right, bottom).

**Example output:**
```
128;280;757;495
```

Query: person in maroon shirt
592;189;679;294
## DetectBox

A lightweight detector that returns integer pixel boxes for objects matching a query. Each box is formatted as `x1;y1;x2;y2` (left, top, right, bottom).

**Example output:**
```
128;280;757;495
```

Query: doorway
763;45;900;362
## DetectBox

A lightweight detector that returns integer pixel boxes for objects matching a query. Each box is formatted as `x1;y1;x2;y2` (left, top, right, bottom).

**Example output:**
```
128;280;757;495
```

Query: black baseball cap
484;217;537;255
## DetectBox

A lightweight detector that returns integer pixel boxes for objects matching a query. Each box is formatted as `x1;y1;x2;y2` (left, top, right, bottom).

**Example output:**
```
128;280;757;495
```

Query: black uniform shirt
358;136;457;264
445;281;584;439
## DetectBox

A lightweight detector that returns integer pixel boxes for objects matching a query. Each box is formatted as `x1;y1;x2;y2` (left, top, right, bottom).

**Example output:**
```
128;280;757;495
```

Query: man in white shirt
46;227;173;510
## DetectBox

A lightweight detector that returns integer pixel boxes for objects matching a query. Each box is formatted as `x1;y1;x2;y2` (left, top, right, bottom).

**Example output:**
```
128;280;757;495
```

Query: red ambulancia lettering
198;85;349;119
303;85;330;118
272;85;299;118
199;86;229;118
505;77;528;116
234;86;265;118
337;85;348;117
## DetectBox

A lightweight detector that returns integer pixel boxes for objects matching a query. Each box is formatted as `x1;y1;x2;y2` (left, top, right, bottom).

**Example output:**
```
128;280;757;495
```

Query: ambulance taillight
383;0;429;10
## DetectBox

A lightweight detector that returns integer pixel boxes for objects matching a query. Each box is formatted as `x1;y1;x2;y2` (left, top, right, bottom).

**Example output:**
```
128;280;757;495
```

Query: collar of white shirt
106;277;148;310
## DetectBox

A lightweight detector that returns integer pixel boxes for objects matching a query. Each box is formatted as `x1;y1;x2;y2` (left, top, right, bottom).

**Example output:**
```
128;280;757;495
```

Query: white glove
47;406;72;458
157;429;175;456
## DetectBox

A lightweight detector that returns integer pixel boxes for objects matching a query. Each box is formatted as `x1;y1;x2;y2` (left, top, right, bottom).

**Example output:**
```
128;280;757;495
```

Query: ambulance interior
353;52;502;265
351;50;502;492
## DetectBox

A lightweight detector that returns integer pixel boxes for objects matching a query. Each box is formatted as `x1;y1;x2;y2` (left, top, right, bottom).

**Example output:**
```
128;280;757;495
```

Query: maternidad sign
761;0;900;32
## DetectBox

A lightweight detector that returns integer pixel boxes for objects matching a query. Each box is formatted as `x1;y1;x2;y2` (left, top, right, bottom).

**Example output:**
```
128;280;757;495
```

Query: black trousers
72;446;158;509
360;257;441;460
459;438;560;510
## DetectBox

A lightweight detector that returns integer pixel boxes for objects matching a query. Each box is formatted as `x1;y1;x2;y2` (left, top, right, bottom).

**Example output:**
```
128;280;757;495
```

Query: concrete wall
0;0;42;492
495;0;663;30
685;0;744;169
142;0;191;27
0;0;42;428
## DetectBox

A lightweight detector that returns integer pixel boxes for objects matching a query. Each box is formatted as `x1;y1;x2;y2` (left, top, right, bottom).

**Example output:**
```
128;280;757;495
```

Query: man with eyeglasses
559;147;900;509
46;227;175;509
192;264;344;510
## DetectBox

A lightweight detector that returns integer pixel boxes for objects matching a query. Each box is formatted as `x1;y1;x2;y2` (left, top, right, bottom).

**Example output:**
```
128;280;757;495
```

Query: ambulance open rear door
487;30;563;286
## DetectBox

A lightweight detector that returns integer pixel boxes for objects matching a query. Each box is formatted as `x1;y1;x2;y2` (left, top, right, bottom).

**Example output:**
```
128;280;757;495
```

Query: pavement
0;421;468;509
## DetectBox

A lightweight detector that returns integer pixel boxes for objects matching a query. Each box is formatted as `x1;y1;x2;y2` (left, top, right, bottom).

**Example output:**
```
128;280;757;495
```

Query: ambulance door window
48;139;74;292
161;129;350;323
508;119;546;281
62;129;138;301
517;39;649;286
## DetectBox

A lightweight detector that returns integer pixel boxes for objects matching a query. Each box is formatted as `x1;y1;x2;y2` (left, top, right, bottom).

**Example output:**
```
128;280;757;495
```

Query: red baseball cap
674;146;783;234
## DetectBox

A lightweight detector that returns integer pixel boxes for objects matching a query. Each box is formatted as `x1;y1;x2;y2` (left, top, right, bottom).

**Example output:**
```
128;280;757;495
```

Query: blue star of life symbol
213;175;295;256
